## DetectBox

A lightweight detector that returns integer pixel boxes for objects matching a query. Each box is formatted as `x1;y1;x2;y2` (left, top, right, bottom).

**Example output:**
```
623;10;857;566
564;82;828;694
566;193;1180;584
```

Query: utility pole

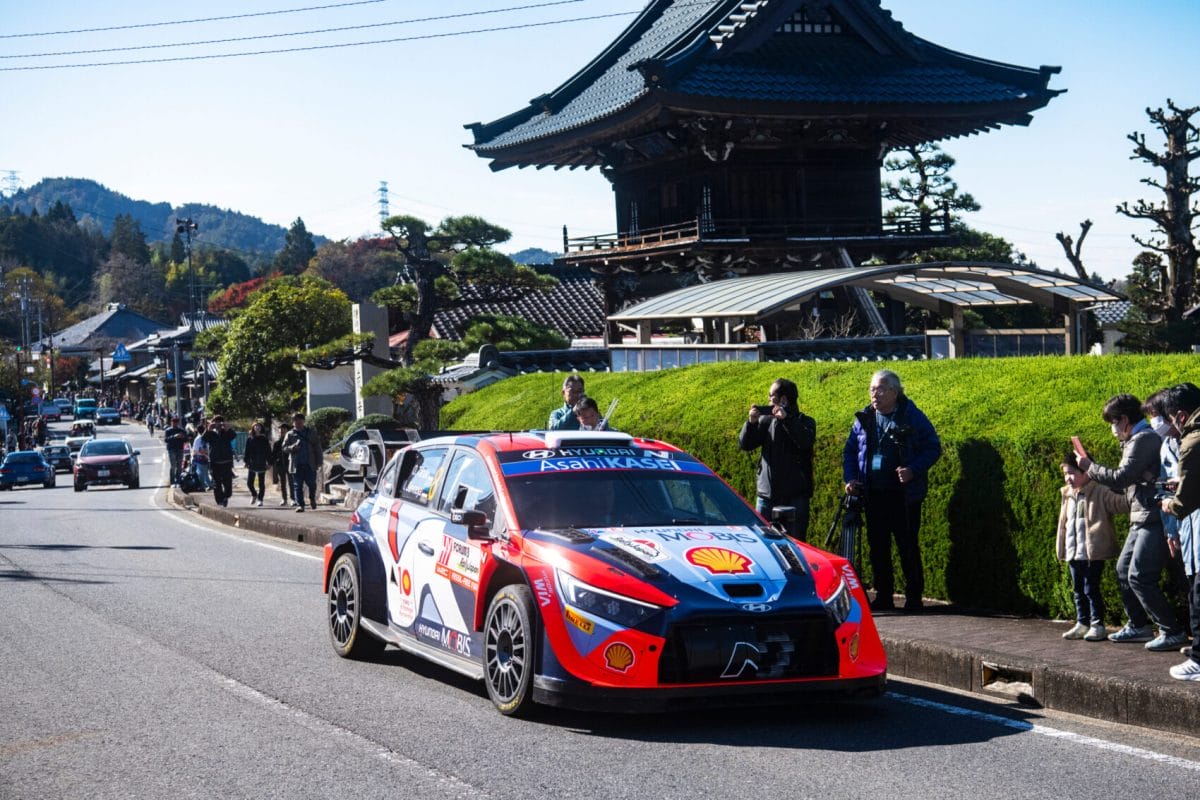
175;218;198;414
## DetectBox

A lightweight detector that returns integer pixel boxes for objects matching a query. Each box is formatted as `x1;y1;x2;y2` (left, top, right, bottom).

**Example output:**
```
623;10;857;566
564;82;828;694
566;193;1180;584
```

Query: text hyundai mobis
324;431;885;715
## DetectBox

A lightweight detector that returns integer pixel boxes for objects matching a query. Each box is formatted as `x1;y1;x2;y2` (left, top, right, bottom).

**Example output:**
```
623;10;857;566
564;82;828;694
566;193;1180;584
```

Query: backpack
179;469;205;494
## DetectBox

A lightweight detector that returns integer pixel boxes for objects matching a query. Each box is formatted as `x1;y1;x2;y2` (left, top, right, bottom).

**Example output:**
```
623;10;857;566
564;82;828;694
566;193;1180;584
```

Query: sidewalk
169;480;1200;738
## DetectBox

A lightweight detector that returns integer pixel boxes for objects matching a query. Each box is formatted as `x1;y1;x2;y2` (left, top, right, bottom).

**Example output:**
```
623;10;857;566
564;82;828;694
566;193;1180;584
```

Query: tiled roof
431;264;604;342
469;0;1060;157
1090;300;1132;326
675;35;1035;104
50;305;172;353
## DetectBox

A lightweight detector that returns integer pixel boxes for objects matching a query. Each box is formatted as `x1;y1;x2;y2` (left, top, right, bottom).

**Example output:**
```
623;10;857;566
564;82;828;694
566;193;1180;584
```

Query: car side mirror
769;504;796;537
452;508;492;540
133;450;141;456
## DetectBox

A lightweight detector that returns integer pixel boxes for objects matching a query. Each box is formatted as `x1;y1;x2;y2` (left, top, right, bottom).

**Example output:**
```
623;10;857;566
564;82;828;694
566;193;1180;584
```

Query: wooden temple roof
466;0;1063;169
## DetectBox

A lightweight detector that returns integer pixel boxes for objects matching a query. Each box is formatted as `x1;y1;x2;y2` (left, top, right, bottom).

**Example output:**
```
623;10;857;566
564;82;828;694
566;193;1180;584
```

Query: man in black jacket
163;416;187;485
738;378;816;540
202;415;237;507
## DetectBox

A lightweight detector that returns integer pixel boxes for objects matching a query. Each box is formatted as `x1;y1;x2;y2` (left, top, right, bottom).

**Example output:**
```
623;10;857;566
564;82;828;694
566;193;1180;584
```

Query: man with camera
843;370;941;612
738;378;816;541
1074;393;1183;650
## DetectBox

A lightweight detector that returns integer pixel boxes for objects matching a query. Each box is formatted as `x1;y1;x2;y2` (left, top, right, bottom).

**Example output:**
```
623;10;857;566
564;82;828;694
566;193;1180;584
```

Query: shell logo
685;546;752;575
603;642;635;673
401;569;412;596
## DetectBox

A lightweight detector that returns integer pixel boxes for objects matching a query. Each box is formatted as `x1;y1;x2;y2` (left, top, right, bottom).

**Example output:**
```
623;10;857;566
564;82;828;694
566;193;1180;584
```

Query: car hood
77;454;131;466
528;524;816;605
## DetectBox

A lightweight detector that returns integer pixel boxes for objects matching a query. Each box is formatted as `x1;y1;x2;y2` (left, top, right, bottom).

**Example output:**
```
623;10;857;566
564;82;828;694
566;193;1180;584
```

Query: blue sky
3;0;1199;282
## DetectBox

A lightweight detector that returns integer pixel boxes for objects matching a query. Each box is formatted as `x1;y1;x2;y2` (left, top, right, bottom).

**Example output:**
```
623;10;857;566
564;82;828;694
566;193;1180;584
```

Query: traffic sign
31;387;41;398
112;343;132;363
0;406;9;421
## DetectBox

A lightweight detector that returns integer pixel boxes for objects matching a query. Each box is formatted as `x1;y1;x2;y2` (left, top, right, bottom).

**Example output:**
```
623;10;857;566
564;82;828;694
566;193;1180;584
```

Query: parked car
73;438;140;490
0;450;56;490
39;444;74;473
95;407;122;425
73;398;98;420
323;430;885;716
39;402;62;422
65;421;97;453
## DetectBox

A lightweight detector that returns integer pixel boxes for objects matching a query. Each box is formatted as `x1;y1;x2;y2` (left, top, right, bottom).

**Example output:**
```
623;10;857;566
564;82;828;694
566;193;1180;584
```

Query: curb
168;486;335;549
881;634;1200;738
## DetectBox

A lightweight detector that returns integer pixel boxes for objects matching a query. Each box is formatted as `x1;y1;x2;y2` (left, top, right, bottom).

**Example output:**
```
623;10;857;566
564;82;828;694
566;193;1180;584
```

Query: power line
1;0;589;60
0;0;392;39
0;9;638;71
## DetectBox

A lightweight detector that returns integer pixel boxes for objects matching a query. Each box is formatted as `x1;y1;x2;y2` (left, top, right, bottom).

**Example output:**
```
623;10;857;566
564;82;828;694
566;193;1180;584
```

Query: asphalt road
3;420;1200;799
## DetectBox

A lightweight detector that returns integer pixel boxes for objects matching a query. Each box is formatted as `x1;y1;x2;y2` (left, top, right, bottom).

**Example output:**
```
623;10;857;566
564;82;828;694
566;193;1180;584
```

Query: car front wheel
483;584;537;716
327;552;384;659
74;482;85;492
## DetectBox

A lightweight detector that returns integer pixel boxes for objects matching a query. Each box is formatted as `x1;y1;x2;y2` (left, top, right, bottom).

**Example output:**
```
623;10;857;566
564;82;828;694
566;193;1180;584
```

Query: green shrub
306;406;353;448
330;412;405;444
442;355;1200;620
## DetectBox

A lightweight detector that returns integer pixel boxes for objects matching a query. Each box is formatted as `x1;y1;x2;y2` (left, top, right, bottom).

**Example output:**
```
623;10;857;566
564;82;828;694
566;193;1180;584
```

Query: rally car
324;430;885;716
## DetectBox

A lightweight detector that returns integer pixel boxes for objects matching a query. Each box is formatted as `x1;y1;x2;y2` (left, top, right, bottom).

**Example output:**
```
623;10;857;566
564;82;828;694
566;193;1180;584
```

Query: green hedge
442;355;1200;620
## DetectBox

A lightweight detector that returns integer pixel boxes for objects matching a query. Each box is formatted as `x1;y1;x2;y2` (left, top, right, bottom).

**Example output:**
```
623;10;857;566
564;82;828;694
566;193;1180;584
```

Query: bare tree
1055;219;1092;281
1116;99;1200;323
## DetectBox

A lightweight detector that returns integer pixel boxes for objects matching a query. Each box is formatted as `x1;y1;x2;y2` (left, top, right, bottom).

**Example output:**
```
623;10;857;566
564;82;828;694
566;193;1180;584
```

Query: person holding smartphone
738;378;816;541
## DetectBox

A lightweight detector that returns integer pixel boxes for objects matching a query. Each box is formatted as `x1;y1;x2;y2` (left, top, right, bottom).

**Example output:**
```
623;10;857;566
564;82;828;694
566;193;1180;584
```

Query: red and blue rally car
323;430;886;715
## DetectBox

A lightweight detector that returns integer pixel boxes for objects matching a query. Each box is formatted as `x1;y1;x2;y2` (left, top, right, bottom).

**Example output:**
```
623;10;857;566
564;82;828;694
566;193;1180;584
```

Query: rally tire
327;552;385;659
483;584;537;717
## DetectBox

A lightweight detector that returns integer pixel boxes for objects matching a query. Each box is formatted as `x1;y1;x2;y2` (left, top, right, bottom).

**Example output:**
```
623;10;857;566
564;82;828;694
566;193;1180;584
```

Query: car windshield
505;471;761;530
81;441;130;456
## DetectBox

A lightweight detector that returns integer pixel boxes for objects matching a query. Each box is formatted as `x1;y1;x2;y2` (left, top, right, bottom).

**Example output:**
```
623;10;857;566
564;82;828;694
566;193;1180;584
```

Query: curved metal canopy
608;262;1123;322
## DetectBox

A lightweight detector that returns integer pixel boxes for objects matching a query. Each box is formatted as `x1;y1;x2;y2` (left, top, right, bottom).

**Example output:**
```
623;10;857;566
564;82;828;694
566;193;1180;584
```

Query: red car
74;438;141;490
324;430;886;716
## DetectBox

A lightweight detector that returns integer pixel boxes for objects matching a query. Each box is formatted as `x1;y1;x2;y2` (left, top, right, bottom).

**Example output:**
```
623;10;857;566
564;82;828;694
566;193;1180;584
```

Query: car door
399;447;500;661
366;446;450;635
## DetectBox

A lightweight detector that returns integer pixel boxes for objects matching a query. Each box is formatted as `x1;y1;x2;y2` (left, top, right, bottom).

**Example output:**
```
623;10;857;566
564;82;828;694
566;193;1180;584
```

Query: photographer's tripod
824;493;864;571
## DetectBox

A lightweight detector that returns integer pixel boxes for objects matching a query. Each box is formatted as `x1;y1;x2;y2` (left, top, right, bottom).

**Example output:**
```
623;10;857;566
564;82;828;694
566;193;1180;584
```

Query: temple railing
563;211;953;254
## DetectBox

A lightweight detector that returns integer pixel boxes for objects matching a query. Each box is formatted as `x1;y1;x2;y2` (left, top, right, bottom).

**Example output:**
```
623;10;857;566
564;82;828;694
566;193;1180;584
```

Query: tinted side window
436;451;497;520
376;456;401;499
399;447;448;506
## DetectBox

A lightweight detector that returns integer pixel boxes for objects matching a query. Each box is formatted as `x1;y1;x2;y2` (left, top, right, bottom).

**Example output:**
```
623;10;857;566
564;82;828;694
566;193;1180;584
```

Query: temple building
467;0;1115;357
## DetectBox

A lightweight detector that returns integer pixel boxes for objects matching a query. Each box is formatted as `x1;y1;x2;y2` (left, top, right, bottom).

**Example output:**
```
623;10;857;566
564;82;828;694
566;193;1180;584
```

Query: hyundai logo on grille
741;602;772;613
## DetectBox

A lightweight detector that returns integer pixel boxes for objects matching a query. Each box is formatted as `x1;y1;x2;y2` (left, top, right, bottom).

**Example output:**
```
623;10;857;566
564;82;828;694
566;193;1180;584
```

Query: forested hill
6;177;324;257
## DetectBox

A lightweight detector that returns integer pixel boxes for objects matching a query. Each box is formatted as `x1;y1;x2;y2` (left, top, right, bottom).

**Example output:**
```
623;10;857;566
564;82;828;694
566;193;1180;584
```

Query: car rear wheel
128;477;140;489
44;476;55;488
327;552;384;659
483;584;537;716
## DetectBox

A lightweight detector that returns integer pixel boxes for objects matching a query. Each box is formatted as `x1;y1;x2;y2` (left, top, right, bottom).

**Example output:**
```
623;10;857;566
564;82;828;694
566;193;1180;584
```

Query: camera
753;405;774;415
1154;479;1176;501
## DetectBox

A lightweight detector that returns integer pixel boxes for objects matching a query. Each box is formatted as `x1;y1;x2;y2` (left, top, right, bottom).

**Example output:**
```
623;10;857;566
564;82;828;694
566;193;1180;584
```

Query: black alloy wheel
327;552;384;659
483;584;537;716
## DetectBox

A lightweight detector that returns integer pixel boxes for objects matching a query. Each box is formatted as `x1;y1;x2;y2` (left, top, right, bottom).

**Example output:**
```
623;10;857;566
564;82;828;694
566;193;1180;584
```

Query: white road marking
149;479;321;562
892;691;1200;772
217;676;492;798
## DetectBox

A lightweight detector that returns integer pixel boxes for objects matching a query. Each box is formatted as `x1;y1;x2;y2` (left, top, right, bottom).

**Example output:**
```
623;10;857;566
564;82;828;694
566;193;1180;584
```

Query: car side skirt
359;618;484;682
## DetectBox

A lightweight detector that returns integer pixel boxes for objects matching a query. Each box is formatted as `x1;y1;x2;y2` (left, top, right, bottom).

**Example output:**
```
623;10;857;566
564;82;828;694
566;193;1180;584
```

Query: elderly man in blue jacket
843;370;941;612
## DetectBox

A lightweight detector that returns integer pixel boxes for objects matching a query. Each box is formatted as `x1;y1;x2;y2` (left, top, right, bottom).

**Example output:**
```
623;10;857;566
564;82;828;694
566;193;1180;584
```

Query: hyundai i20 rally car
323;431;886;716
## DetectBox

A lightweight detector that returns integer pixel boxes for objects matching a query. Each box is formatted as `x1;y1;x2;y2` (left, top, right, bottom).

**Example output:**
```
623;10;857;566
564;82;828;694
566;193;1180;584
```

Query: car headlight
824;578;853;626
557;570;662;628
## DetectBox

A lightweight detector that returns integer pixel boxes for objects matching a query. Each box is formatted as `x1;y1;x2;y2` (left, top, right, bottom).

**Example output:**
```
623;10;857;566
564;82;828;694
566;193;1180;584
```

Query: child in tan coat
1057;452;1130;640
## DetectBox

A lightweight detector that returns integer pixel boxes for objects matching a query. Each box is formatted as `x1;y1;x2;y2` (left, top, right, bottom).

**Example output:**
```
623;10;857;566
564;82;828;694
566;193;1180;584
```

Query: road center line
891;691;1200;772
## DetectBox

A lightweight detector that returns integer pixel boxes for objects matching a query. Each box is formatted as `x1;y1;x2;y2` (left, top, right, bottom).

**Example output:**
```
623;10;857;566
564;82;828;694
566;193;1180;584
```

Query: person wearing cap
163;415;188;485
